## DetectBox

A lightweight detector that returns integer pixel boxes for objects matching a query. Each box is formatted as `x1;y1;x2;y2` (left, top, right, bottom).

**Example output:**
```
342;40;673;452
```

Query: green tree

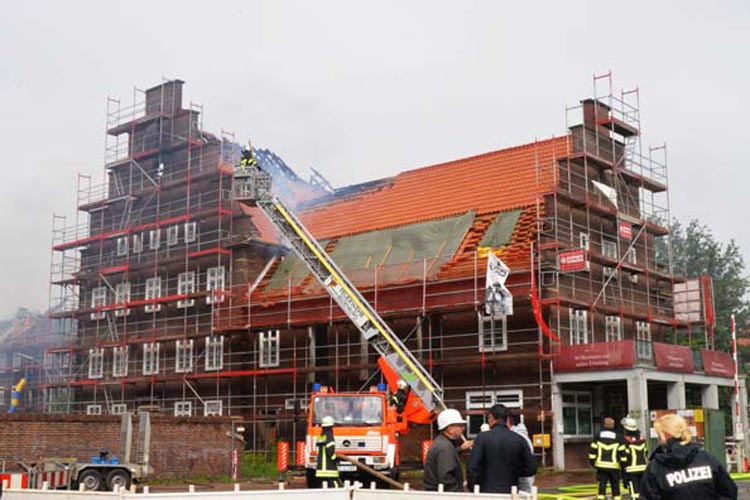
669;219;750;351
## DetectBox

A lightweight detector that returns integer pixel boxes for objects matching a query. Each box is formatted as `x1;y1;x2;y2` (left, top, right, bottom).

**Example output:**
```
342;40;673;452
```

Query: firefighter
620;416;647;499
315;416;340;487
239;141;258;173
589;417;624;500
390;379;410;414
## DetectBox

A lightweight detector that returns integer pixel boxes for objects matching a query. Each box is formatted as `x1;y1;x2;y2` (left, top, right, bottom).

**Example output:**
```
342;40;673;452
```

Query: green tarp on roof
479;209;523;248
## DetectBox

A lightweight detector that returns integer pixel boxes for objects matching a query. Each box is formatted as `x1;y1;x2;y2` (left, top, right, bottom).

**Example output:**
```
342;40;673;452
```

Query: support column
701;384;719;409
551;382;565;471
667;379;686;409
627;372;649;436
738;378;749;461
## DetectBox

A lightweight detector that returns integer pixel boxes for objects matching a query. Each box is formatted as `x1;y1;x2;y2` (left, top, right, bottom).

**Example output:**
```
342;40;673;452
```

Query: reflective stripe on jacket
621;437;648;473
589;429;624;470
315;433;339;478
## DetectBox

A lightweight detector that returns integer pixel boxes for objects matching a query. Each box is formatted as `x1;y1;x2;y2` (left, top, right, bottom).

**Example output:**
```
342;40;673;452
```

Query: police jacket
589;428;624;470
621;431;648;474
315;431;339;478
640;439;737;500
424;433;464;492
467;424;537;493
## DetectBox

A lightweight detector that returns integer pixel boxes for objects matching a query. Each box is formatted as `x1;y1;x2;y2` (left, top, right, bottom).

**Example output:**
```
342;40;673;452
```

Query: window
110;403;127;415
112;346;128;377
204;400;223;416
580;232;590;250
206;266;226;304
90;287;107;320
184;221;197;243
86;404;103;415
602;239;618;260
569;309;588;345
174;401;192;417
142;342;160;375
149;229;161;250
605;316;622;342
603;266;618;282
466;389;523;410
205;336;224;371
562;391;593;436
478;312;507;352
116;236;129;257
626;246;637;265
0;386;5;406
259;330;280;368
88;348;104;379
167;225;179;246
175;339;193;373
132;233;144;254
114;282;130;317
636;321;652;360
145;277;162;312
177;272;195;308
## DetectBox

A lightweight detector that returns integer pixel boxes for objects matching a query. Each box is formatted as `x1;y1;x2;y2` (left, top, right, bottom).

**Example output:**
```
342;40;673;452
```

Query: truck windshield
312;395;384;426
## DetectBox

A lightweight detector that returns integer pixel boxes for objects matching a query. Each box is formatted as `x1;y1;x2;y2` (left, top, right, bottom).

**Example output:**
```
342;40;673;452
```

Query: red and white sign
277;441;290;472
554;340;635;372
559;248;588;273
653;343;694;373
0;473;29;489
296;441;306;466
421;440;433;465
619;221;633;240
701;350;734;378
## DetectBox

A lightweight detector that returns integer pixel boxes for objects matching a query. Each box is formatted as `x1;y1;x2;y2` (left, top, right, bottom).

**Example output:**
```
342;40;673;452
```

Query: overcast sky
1;1;748;318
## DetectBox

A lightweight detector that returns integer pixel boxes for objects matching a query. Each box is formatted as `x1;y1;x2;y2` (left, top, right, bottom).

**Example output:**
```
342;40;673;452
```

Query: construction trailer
41;75;747;470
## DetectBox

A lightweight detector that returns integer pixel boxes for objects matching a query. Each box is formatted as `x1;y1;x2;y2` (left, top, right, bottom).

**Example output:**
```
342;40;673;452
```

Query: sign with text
619;221;633;240
701;349;735;378
558;248;588;273
653;342;694;373
554;340;635;372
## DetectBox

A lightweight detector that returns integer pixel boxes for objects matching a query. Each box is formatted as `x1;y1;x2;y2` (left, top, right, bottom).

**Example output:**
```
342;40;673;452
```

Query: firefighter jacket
621;432;648;474
315;432;339;478
640;439;736;500
589;429;624;470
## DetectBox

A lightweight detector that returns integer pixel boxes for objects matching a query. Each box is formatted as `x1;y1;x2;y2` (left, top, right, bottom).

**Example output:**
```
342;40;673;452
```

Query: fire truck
234;147;446;486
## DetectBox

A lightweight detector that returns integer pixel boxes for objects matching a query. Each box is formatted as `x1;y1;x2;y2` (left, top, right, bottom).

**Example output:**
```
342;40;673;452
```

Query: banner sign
485;253;513;316
653;342;694;373
554;340;635;372
559;248;588;273
619;221;633;240
701;349;734;378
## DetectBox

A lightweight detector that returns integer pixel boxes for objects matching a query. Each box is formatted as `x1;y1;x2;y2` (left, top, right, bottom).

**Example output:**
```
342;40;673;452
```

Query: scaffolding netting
478;209;522;248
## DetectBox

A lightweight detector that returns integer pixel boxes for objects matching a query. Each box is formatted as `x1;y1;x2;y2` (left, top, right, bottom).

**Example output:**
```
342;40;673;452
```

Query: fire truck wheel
106;469;131;491
78;469;104;491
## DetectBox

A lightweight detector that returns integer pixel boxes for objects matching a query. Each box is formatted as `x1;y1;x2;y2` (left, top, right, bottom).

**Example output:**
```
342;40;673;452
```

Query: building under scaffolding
42;75;746;470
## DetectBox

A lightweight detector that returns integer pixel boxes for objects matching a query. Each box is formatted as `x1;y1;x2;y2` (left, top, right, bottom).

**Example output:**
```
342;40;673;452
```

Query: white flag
592;180;618;209
485;253;513;316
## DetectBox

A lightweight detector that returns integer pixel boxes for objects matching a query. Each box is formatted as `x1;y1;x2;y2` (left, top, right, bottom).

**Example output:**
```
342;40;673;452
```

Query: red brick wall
0;414;238;479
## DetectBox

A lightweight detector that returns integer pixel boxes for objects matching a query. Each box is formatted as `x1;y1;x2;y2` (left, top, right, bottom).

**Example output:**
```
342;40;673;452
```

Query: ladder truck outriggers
234;146;448;486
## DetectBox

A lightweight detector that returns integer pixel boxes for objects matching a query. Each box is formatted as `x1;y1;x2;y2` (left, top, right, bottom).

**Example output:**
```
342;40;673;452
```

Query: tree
669;219;750;352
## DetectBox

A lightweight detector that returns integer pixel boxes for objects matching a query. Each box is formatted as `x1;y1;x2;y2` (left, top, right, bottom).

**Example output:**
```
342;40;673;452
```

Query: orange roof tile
299;137;569;239
238;203;280;244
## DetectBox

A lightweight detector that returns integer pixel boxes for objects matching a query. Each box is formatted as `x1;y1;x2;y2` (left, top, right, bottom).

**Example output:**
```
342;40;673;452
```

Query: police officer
620;416;648;499
589;417;624;500
640;413;736;499
315;416;340;487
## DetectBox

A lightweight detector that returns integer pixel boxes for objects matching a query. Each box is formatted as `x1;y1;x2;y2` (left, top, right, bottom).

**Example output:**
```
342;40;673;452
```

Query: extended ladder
233;153;445;413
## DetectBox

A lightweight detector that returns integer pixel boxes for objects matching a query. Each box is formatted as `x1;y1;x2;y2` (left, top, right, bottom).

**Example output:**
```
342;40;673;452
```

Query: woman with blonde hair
640;413;736;499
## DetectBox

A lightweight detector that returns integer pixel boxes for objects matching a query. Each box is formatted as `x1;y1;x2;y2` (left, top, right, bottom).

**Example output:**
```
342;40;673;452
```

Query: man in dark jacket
640;437;736;500
467;404;538;493
590;417;625;500
424;409;474;491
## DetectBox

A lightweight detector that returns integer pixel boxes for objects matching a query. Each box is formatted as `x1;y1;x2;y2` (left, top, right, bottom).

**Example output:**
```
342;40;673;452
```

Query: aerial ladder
234;145;447;485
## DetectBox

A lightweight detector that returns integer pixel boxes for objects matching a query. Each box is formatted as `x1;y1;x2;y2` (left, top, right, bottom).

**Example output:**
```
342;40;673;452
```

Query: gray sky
1;1;748;318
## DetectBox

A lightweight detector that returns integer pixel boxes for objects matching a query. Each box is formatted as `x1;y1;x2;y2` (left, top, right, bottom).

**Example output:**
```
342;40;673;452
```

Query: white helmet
396;380;408;390
622;416;638;432
321;416;335;428
437;409;466;431
480;423;491;432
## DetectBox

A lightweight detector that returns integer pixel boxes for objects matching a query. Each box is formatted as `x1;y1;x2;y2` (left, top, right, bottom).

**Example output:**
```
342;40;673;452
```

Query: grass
242;450;279;480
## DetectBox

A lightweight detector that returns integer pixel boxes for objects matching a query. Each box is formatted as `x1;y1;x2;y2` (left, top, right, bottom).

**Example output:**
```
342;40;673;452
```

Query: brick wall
0;414;238;479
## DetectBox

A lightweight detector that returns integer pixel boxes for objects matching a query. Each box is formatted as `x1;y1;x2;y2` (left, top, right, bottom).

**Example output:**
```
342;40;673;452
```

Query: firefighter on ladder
589;417;625;500
315;416;341;487
620;416;648;500
240;141;258;173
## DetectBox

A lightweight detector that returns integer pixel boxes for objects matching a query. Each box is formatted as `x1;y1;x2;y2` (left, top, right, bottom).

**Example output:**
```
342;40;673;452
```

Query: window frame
204;400;223;416
174;401;193;417
149;229;161;250
478;312;508;353
562;391;594;437
601;238;618;260
116;236;129;257
142;342;160;375
184;221;197;243
88;348;104;380
605;315;622;342
175;339;194;374
167;225;179;246
205;336;224;371
132;233;144;254
569;308;589;345
86;404;103;415
259;330;280;368
112;345;129;377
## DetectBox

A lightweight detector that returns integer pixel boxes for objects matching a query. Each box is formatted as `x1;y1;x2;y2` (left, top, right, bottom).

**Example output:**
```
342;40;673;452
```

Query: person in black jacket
467;404;537;493
589;417;625;500
640;413;736;500
424;409;474;491
620;416;648;499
